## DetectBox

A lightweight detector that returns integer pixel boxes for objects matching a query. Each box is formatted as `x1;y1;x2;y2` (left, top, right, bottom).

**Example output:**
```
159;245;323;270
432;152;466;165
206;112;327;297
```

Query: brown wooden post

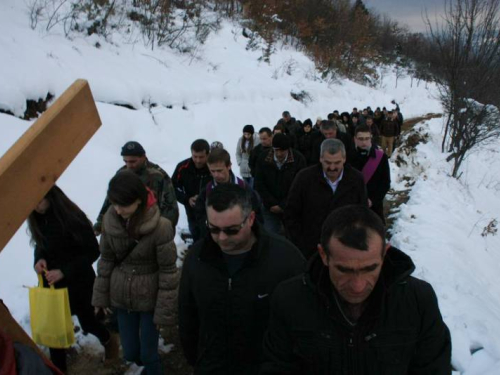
0;79;102;358
0;79;101;253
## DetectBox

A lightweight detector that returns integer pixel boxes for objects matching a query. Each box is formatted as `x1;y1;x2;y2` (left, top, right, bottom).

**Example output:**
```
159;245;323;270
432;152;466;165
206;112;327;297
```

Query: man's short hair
259;127;273;137
282;111;290;117
327;113;335;120
320;120;338;131
320;138;345;158
206;184;252;218
354;124;371;136
320;205;386;257
191;139;210;154
207;148;231;166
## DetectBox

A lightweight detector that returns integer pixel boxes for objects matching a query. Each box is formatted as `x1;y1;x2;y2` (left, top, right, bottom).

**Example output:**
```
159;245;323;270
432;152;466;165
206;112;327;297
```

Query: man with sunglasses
179;184;305;375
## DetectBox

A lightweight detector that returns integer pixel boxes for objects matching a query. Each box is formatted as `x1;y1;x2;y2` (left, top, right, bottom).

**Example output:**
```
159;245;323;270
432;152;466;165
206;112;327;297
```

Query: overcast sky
363;0;445;33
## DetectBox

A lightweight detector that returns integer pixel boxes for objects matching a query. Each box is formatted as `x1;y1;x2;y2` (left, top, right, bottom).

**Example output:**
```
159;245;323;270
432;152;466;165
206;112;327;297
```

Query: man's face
355;131;372;151
320;151;345;182
259;133;273;147
319;233;388;305
283;114;291;122
304;125;312;133
366;118;373;127
274;148;288;163
207;205;255;253
191;150;208;169
208;161;231;184
322;128;337;139
123;155;146;171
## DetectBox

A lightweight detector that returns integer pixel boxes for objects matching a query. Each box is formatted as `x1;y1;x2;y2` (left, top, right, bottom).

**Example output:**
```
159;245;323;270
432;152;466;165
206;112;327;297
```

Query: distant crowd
24;101;451;375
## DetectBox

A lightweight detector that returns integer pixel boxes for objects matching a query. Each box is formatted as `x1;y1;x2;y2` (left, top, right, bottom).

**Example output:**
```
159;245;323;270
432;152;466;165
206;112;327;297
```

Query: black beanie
303;118;313;127
272;133;291;150
243;124;255;135
121;141;146;156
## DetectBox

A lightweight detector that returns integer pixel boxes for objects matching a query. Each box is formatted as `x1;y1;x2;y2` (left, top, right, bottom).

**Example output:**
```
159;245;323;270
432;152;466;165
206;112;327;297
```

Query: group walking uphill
22;100;451;375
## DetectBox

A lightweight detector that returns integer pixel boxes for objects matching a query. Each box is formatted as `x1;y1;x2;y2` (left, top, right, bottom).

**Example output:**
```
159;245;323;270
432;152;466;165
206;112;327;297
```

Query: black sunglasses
206;214;250;236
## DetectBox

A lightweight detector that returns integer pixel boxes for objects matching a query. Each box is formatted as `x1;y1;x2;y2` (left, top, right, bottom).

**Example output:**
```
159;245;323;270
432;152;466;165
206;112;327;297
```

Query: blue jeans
116;309;163;374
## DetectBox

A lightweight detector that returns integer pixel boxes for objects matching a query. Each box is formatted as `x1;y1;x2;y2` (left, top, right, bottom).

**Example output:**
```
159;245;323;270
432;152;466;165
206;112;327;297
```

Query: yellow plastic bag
29;274;75;348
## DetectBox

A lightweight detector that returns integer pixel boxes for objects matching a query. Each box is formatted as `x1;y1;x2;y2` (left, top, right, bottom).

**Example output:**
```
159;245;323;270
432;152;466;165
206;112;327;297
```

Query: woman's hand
45;269;64;285
94;307;113;316
34;259;47;274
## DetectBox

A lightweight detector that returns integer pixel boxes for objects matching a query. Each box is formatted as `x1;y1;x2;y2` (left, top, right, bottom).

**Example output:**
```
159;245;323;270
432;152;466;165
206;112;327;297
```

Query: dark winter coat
284;164;367;259
178;224;306;375
310;131;354;165
249;144;272;177
95;160;179;232
380;119;400;137
296;128;318;164
172;157;211;222
261;248;452;375
33;208;99;315
92;204;179;326
349;147;391;219
254;148;307;210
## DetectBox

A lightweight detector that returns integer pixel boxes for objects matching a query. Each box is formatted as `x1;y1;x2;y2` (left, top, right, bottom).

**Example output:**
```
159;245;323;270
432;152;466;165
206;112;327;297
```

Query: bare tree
425;0;500;177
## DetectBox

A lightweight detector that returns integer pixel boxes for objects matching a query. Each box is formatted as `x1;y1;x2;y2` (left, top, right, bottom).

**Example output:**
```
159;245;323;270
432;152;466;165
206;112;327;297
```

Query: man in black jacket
262;205;452;375
172;139;212;239
254;133;306;234
179;184;305;375
284;139;367;259
310;120;353;165
249;127;273;177
350;125;390;223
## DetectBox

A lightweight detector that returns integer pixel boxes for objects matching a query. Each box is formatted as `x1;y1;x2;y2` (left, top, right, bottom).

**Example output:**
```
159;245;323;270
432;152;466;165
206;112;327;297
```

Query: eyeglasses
206;214;250;236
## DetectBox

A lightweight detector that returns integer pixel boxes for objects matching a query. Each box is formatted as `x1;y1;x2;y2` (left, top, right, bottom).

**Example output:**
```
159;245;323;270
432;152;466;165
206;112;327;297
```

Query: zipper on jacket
228;277;232;291
348;332;355;375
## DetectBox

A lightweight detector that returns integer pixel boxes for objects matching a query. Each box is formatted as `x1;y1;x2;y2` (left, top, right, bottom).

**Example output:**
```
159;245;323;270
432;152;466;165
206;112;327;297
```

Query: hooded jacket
92;195;179;326
261;248;452;375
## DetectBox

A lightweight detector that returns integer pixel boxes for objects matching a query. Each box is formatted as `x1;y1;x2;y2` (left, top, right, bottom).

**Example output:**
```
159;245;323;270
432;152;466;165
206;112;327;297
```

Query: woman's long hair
27;185;91;249
240;132;255;154
107;171;148;238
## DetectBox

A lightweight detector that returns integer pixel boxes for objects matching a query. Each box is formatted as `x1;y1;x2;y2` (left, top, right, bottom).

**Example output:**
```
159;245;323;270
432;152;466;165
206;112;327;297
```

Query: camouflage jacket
94;160;179;234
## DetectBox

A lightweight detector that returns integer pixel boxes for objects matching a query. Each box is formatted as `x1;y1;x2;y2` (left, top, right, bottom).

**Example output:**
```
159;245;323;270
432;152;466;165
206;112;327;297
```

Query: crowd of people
26;102;452;375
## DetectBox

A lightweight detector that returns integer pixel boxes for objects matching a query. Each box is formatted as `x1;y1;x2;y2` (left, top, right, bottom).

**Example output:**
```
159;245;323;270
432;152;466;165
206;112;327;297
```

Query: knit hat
243;124;255;135
272;133;291;150
121;141;145;156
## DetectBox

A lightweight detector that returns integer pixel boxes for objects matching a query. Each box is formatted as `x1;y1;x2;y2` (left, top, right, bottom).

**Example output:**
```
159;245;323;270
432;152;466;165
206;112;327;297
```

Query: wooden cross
0;80;102;358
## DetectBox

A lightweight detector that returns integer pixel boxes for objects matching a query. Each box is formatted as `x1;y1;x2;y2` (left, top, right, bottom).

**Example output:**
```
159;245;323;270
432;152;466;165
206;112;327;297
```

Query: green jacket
94;160;179;233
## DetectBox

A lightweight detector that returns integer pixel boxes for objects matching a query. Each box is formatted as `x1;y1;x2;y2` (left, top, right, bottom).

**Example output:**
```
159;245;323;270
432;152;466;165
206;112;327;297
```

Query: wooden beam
0;79;101;253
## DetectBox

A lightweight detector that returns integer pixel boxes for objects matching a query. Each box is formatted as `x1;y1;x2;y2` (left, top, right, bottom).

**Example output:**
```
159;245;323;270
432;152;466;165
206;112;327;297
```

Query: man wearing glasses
179;184;305;374
349;124;391;223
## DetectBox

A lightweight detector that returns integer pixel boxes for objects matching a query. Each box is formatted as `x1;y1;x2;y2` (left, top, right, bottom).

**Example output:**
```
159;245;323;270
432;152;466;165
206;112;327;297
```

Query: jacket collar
104;204;161;237
304;247;415;325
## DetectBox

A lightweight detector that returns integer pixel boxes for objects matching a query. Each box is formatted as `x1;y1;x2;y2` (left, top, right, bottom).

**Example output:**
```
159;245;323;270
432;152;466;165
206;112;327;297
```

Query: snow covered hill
1;0;499;374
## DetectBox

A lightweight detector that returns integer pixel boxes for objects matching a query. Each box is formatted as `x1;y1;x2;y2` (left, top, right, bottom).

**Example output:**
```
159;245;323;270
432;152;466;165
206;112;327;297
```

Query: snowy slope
1;0;499;374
